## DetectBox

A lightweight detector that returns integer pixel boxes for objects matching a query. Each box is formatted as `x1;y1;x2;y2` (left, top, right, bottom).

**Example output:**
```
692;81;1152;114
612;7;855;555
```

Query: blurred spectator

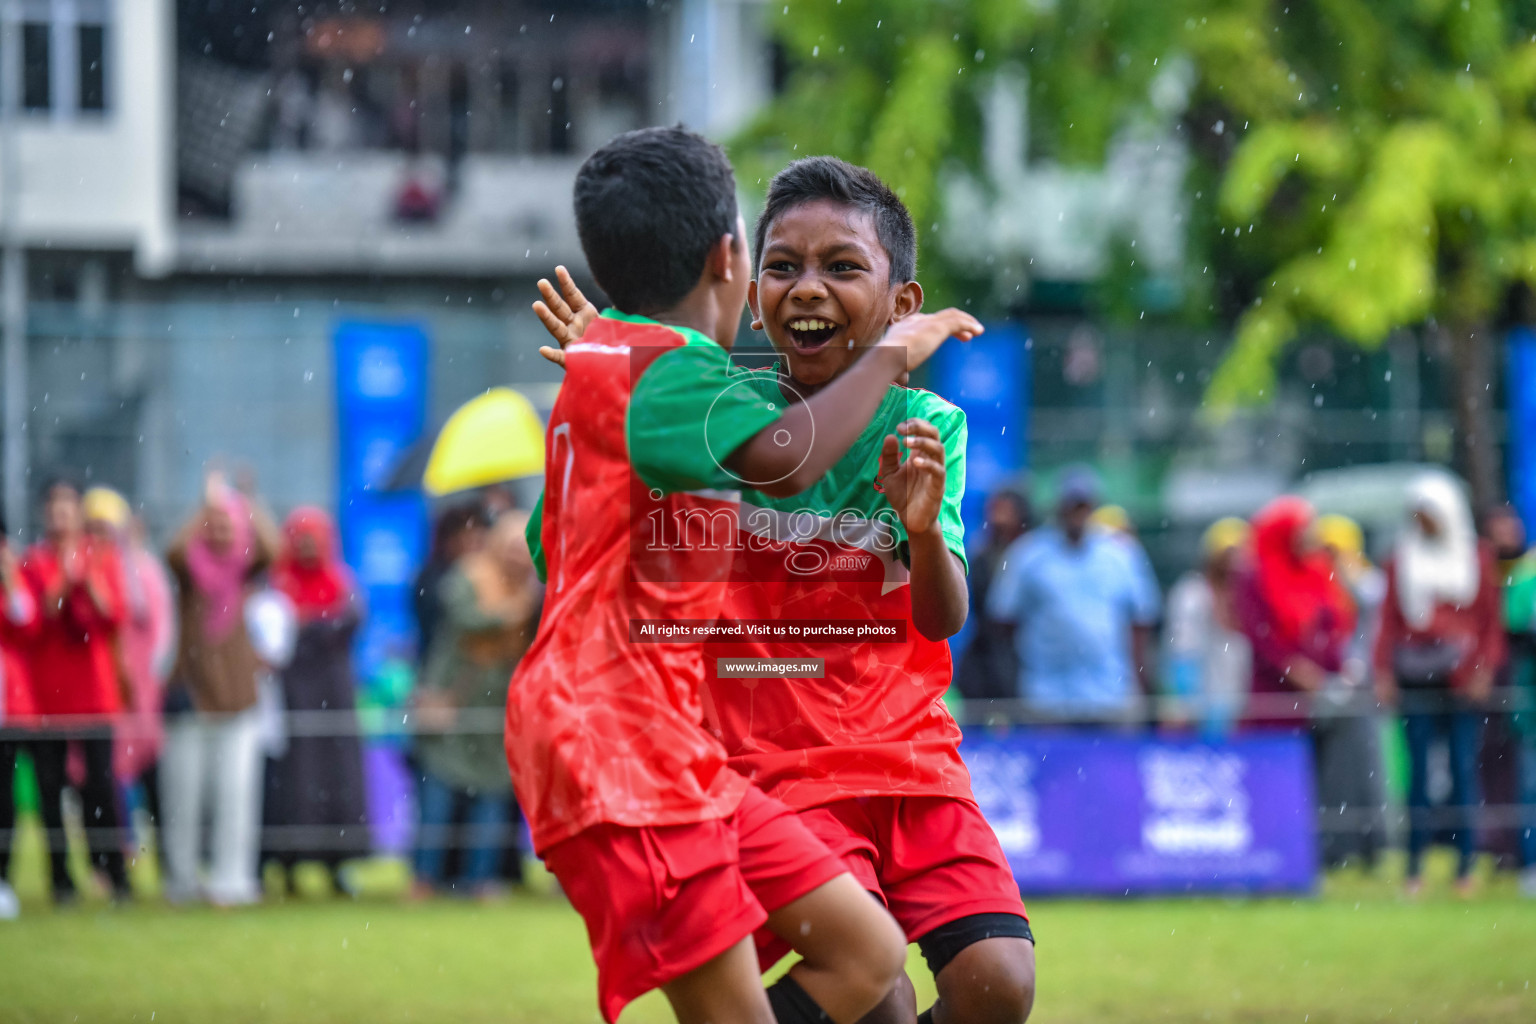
1313;514;1388;869
0;514;38;919
83;489;176;838
1479;503;1530;872
20;476;131;902
956;488;1031;700
988;467;1161;724
1234;497;1355;734
413;512;537;898
1500;523;1536;897
1091;502;1163;653
414;501;489;667
263;508;369;893
1163;517;1252;738
162;474;279;906
1374;475;1504;895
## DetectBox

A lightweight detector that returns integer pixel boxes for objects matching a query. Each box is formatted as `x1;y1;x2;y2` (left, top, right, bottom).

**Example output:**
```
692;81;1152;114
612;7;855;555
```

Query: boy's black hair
753;156;917;284
573;126;740;316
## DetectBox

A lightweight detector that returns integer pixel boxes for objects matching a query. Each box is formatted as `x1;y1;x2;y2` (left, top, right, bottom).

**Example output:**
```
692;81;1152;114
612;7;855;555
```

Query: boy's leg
733;789;906;1024
661;936;775;1024
922;928;1036;1024
541;812;773;1024
765;873;908;1024
865;797;1035;1024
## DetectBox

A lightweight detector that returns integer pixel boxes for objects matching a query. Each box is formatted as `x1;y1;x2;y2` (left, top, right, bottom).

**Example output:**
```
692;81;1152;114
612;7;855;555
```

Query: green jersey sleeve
526;491;547;584
891;394;968;573
626;342;783;494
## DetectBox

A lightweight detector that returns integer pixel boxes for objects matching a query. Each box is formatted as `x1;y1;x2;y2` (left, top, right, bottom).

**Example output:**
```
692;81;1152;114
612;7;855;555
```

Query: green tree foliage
1185;0;1536;501
1191;1;1536;397
731;0;1175;295
740;1;1536;500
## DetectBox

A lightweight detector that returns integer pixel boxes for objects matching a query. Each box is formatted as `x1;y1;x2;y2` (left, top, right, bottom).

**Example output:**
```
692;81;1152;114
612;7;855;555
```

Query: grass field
1;847;1533;1024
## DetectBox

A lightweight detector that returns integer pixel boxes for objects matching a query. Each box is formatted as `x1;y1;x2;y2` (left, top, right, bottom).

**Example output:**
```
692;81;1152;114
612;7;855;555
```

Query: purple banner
962;731;1318;895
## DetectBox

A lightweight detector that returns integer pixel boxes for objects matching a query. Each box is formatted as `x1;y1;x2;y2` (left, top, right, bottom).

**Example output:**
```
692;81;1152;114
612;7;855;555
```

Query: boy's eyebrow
761;235;878;261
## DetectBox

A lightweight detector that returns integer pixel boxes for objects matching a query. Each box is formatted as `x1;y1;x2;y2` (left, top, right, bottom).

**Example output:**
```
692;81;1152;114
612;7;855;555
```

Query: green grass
1;813;1534;1023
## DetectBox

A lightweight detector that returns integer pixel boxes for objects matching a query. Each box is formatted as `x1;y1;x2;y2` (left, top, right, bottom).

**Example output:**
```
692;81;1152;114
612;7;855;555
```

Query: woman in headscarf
263;507;369;893
412;511;537;898
1374;474;1504;895
162;472;279;905
83;488;175;837
1235;497;1356;730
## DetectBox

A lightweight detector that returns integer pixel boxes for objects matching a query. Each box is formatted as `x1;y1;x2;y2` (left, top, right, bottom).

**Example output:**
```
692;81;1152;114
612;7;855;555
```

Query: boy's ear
705;233;738;283
889;280;923;323
748;279;762;330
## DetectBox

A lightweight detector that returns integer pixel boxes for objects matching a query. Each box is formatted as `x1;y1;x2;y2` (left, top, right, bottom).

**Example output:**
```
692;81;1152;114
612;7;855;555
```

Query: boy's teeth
793;319;832;331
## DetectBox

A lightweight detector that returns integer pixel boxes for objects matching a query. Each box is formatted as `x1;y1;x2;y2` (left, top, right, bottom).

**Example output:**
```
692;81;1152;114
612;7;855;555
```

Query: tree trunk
1446;321;1503;513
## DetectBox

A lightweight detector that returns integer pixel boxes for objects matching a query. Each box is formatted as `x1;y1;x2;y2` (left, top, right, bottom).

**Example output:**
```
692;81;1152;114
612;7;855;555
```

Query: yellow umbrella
422;387;545;496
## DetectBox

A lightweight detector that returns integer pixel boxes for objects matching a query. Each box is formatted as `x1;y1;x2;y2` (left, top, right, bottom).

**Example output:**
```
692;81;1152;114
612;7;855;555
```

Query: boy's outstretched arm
877;419;968;640
728;310;980;498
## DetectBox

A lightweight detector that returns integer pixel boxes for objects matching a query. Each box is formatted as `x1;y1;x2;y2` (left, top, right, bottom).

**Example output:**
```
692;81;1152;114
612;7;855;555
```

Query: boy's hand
532;266;598;368
875;308;982;373
877;419;947;537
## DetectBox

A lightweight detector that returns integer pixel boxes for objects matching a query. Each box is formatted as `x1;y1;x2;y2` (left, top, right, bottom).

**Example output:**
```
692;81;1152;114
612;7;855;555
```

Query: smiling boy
512;130;985;1024
535;157;1035;1024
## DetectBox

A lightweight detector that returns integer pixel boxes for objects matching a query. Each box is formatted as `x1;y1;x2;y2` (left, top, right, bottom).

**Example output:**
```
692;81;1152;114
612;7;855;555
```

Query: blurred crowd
0;473;539;919
962;466;1536;897
6;459;1533;914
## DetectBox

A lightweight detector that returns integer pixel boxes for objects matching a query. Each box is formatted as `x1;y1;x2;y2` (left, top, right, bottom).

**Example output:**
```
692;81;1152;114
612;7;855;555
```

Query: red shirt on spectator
1;576;39;724
20;538;128;719
1373;542;1506;693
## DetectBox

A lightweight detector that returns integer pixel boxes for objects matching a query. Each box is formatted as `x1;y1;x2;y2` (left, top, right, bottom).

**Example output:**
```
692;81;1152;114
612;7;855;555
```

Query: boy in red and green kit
535;157;1035;1024
509;128;980;1024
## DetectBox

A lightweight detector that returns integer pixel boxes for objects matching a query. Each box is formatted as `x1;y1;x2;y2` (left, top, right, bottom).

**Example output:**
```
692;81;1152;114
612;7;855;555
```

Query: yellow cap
1315;513;1364;559
82;487;131;530
1089;504;1132;535
1202;516;1250;558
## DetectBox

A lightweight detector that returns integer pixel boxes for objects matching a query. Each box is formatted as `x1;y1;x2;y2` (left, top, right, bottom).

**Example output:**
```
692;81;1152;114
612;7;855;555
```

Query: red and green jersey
506;310;782;853
701;372;974;810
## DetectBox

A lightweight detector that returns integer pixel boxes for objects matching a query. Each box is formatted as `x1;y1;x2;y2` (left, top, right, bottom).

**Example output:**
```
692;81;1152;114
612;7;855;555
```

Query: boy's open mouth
785;317;841;354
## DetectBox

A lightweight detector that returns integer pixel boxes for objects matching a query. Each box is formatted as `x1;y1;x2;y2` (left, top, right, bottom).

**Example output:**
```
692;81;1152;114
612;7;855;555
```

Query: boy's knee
936;938;1035;1024
857;915;910;1004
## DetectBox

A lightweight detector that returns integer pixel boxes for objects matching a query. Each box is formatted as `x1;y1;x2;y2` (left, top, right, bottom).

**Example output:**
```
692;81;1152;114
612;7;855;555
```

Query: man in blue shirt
987;467;1161;723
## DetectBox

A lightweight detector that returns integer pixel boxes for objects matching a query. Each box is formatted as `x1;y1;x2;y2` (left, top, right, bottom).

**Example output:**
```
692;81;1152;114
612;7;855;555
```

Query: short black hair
753;157;917;284
573;126;740;315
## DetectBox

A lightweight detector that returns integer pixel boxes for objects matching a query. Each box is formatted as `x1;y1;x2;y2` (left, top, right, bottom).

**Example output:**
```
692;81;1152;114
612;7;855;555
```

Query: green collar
601;308;718;350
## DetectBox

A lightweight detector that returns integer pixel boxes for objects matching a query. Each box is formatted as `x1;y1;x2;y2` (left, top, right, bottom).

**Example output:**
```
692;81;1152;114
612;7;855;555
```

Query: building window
78;23;104;111
22;22;50;111
10;1;109;117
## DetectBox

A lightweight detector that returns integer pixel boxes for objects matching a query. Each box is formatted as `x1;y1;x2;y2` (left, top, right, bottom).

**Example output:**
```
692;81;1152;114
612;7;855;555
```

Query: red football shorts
542;785;846;1022
756;795;1028;971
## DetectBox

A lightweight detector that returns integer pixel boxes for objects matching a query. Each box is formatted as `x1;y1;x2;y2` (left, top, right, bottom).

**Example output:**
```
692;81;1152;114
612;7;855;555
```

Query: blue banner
929;321;1030;528
963;730;1318;894
1508;327;1536;535
334;321;429;678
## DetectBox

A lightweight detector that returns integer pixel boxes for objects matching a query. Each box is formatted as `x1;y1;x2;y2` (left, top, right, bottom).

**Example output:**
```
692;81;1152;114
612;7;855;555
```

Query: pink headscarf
184;491;254;641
